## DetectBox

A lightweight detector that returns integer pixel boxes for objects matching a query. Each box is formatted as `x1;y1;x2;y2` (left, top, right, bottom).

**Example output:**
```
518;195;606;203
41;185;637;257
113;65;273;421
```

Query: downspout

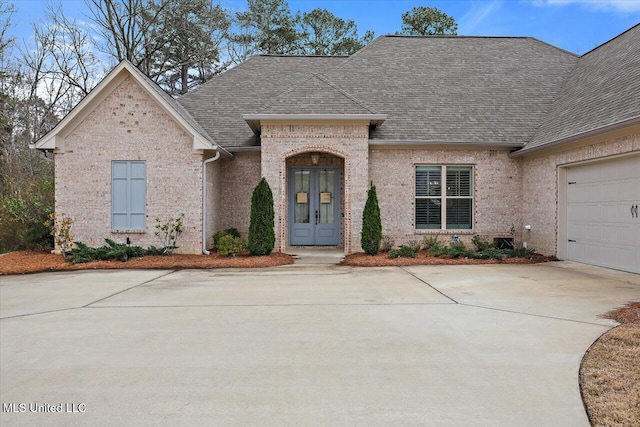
202;151;221;254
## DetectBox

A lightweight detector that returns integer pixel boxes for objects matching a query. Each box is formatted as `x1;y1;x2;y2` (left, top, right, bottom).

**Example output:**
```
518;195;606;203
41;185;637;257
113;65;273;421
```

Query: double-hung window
112;161;146;230
415;165;473;230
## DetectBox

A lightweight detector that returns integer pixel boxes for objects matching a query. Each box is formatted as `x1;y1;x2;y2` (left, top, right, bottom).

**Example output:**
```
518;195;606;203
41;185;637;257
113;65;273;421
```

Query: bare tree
85;0;167;74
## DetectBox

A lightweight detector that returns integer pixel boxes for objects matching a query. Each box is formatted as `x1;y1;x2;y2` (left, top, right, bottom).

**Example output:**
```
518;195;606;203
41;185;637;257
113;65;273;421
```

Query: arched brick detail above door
259;122;370;254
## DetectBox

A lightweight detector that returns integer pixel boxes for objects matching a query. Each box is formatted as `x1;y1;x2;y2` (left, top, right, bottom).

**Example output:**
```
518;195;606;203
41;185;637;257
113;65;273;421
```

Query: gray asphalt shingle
176;31;637;150
524;24;640;152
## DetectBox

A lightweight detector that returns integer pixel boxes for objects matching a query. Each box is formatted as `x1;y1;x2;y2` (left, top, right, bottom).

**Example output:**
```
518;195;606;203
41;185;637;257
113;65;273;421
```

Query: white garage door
566;154;640;274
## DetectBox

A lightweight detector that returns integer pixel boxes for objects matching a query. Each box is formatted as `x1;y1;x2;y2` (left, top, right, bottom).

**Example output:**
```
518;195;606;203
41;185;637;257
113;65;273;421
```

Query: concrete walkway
1;262;638;426
286;247;345;265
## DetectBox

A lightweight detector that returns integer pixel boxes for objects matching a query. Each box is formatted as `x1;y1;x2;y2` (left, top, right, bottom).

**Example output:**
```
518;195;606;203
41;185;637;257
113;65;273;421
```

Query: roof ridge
256;72;376;114
312;73;377;114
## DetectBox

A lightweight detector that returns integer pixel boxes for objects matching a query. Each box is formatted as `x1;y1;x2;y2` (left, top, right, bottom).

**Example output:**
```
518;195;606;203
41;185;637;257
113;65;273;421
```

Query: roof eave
33;60;224;154
243;113;387;134
511;115;640;158
369;140;525;148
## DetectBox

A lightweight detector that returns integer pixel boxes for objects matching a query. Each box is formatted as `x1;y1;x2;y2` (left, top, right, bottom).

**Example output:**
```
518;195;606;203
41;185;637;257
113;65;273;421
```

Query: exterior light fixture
311;152;320;165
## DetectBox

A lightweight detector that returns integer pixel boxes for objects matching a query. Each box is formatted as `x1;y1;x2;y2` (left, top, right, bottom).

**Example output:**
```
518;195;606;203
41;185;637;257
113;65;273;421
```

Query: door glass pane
318;170;335;224
294;170;310;223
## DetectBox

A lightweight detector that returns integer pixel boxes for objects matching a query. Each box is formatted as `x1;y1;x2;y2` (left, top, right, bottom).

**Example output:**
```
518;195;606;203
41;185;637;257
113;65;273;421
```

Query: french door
289;167;340;246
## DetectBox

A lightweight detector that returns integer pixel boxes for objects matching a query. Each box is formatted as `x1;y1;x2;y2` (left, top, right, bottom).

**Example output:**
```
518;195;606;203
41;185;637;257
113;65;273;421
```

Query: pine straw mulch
580;301;640;427
340;251;556;267
0;250;294;275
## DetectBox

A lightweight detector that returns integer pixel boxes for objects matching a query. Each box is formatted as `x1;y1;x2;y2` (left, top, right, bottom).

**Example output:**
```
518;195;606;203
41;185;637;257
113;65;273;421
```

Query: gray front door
289;167;340;246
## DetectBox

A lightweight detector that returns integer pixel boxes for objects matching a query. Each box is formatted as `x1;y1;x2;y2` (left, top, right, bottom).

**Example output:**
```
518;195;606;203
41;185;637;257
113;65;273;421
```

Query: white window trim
414;164;475;232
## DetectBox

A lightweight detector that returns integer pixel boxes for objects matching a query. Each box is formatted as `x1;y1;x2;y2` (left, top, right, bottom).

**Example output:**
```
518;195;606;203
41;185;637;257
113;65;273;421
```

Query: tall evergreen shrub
248;177;275;255
361;183;382;255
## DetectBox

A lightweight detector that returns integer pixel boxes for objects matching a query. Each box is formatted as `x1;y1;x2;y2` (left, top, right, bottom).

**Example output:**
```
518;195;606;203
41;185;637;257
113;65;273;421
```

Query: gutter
202;151;221;255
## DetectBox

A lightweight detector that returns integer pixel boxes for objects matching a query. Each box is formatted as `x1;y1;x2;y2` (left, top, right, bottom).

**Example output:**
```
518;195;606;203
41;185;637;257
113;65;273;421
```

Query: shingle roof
178;35;582;148
326;36;578;145
523;24;640;152
255;73;376;115
178;55;348;148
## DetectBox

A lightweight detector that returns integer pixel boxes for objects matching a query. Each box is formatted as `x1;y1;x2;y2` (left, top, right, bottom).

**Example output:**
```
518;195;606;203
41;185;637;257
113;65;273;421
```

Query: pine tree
361;183;382;255
248;177;275;255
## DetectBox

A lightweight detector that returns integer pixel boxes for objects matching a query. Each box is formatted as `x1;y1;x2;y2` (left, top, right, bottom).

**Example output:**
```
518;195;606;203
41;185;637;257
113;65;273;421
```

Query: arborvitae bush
248;178;275;256
361;183;382;255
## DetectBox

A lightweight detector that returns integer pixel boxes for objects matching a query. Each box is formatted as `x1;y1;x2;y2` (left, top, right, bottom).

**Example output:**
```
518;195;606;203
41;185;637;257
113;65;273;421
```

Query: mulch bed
580;301;640;427
0;250;294;275
340;251;556;267
602;301;640;325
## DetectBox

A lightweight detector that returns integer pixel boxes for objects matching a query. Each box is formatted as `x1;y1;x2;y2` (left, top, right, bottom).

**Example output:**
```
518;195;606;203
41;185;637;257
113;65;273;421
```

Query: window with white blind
415;165;473;230
112;161;146;230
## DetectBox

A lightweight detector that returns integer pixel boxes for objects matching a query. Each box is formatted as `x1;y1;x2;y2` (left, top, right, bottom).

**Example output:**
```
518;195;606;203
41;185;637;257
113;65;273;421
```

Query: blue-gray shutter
112;161;146;230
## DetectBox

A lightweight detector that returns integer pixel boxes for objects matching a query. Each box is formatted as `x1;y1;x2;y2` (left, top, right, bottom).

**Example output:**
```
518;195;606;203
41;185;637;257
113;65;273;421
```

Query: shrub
65;239;168;264
421;234;443;251
212;227;241;249
471;235;494;252
248;178;275;256
0;178;54;251
407;240;421;252
389;245;418;258
503;246;534;257
361;183;382;255
446;241;469;258
379;234;394;253
217;234;246;257
154;214;184;255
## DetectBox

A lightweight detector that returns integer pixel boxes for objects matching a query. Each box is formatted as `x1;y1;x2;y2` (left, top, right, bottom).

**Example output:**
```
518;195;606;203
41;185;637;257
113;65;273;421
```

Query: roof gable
521;24;640;154
34;60;226;154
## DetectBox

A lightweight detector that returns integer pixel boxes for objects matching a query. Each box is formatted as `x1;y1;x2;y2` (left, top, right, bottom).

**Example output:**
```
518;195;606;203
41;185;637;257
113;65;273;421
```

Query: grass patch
580;302;640;427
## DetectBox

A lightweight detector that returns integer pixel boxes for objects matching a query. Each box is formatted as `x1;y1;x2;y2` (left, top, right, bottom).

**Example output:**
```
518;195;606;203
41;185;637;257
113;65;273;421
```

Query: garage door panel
565;154;640;274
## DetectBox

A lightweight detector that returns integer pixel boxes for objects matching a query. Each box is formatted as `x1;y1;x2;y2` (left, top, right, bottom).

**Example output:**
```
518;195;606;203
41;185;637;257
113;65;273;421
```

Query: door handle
633;205;636;218
635;204;638;218
315;210;319;224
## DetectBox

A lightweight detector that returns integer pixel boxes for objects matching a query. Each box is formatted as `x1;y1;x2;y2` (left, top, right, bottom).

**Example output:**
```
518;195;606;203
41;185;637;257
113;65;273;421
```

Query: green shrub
379;234;394;253
389;245;418;258
407;240;421;252
217;234;246;257
66;239;166;264
213;227;242;249
0;178;54;251
503;246;534;257
446;241;470;258
361;183;382;255
248;178;275;256
471;235;494;252
421;234;443;251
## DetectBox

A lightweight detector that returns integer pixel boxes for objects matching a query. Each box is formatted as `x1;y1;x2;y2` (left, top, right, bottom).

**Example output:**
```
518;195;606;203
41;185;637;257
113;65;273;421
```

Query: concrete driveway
1;262;638;426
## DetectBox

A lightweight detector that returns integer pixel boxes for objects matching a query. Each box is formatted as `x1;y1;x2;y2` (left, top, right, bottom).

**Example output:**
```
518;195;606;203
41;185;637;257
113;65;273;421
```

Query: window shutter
112;161;146;230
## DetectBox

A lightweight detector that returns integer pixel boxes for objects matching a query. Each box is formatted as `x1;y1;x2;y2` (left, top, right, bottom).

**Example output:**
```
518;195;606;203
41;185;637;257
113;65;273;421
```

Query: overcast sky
8;0;640;55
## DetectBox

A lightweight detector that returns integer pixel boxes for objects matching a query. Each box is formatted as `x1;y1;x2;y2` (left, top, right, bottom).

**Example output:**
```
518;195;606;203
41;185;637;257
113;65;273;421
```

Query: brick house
34;25;639;274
